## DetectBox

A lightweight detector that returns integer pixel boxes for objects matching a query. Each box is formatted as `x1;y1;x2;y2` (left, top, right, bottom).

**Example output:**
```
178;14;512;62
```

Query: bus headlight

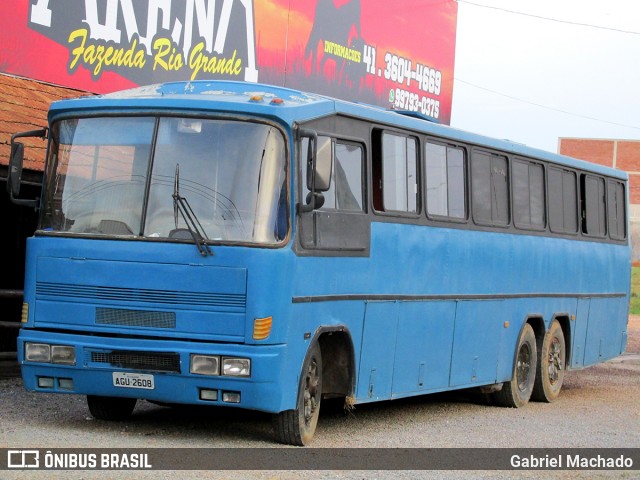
51;345;76;365
25;343;51;363
25;343;76;365
190;354;220;376
222;357;251;377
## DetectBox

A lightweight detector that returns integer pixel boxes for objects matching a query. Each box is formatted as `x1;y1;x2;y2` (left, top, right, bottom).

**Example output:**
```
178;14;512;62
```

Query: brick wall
558;138;640;205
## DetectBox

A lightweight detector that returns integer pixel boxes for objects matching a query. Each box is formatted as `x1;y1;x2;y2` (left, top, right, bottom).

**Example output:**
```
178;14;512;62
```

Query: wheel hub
547;337;564;385
516;343;532;392
303;360;319;425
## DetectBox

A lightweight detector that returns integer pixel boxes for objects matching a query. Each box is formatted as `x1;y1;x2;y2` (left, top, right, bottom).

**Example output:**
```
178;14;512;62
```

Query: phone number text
391;88;440;119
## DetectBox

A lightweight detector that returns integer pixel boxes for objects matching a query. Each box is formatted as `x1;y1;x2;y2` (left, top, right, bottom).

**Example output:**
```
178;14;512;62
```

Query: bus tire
492;323;537;408
87;395;137;421
273;343;322;446
532;320;566;402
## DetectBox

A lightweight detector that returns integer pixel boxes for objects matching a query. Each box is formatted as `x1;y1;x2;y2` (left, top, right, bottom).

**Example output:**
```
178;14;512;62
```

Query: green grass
630;266;640;315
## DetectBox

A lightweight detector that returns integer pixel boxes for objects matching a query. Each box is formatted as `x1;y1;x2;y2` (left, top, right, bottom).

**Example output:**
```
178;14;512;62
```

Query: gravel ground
1;317;638;480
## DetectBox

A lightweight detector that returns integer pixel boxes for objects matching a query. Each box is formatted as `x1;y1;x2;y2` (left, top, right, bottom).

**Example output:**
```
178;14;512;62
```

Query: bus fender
308;325;356;400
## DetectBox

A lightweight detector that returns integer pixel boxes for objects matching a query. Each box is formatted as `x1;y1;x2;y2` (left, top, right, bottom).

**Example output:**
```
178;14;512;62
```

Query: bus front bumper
18;329;288;413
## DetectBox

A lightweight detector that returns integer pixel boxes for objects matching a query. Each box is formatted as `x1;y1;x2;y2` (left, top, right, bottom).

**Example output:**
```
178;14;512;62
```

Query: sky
451;0;640;154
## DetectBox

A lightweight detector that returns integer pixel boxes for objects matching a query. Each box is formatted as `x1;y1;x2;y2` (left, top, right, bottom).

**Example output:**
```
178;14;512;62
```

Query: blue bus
9;80;630;445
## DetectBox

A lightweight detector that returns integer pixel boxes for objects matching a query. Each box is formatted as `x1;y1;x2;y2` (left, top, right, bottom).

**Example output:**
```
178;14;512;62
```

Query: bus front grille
95;308;177;329
89;350;181;373
36;281;246;310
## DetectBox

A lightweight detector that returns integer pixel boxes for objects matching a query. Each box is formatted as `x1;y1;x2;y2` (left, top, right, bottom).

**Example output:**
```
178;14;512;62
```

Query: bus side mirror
8;128;47;208
299;130;333;213
312;136;333;193
8;142;25;197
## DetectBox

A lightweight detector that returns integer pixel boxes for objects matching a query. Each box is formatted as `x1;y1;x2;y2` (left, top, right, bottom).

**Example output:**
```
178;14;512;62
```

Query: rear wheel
532;320;566;402
273;343;322;446
87;395;137;421
492;324;537;408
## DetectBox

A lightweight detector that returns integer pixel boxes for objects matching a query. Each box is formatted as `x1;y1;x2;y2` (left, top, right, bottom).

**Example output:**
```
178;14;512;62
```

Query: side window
332;142;364;211
581;174;606;237
548;167;578;234
471;150;509;226
513;159;545;230
607;180;626;240
373;131;418;213
301;137;363;211
425;142;466;219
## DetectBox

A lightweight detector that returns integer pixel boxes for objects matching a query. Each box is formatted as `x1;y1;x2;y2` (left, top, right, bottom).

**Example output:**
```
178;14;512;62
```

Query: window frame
512;157;546;232
424;139;468;223
372;129;421;217
330;139;366;212
300;136;366;214
607;179;627;241
548;166;579;236
580;173;607;238
470;148;510;228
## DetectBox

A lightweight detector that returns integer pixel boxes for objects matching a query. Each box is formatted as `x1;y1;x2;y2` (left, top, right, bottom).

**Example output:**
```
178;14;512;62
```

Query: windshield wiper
172;164;213;257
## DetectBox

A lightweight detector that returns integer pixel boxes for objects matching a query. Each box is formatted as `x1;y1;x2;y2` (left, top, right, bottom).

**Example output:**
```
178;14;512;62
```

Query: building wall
558;138;640;261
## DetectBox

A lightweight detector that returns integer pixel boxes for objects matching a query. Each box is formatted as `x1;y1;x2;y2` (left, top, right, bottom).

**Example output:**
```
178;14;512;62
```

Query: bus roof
48;80;627;181
48;80;336;126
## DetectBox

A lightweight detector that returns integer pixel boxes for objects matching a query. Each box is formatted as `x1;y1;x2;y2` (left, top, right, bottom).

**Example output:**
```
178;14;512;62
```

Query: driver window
301;139;364;212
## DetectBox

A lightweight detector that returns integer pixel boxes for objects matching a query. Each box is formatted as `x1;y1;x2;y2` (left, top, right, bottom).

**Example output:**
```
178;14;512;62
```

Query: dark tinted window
513;159;545;229
607;180;626;240
581;174;606;237
471;151;509;226
548;167;578;234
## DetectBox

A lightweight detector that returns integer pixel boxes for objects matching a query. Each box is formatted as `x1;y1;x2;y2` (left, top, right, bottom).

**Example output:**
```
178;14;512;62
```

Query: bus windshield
40;116;288;245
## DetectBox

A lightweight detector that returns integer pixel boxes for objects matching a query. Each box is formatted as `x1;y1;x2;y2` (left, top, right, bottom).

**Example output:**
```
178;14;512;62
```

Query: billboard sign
0;0;458;123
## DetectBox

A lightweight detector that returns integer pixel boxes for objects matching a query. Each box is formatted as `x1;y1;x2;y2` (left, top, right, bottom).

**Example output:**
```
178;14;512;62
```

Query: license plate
112;372;155;390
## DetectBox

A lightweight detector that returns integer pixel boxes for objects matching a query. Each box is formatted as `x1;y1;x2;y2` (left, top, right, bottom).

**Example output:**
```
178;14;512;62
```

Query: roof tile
0;73;92;172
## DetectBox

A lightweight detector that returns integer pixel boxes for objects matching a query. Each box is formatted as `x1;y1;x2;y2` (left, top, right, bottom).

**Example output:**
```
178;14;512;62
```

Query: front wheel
273;343;323;446
492;323;537;408
87;395;137;421
532;320;566;402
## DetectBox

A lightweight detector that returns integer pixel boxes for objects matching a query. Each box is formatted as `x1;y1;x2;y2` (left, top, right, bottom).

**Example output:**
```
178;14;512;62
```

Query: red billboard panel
0;0;457;124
